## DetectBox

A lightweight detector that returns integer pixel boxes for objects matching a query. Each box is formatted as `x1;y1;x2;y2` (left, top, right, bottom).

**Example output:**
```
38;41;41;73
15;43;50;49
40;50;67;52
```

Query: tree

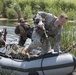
23;5;32;19
11;0;22;20
0;0;7;17
0;0;12;18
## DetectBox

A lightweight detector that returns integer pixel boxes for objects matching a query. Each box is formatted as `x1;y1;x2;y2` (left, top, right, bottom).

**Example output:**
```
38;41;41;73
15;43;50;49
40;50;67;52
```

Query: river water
0;21;76;75
0;25;19;44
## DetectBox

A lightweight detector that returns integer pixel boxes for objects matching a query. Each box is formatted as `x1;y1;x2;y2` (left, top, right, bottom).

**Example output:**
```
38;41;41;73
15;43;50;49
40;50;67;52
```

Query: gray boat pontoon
0;44;76;75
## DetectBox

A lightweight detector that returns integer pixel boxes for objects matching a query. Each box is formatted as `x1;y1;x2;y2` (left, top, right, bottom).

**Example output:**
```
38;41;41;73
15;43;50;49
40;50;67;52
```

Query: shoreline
0;18;18;22
0;18;76;23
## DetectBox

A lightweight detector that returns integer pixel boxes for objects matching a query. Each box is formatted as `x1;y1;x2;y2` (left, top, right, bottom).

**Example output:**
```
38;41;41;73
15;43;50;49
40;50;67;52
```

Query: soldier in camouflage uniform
22;11;68;56
15;18;33;46
0;29;6;48
11;18;33;58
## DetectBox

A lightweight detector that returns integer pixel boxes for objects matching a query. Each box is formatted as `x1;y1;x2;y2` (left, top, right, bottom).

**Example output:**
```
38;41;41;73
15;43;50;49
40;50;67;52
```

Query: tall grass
61;22;76;53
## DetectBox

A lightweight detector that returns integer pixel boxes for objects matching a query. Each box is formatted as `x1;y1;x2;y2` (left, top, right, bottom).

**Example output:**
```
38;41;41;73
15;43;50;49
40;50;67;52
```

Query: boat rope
41;54;46;75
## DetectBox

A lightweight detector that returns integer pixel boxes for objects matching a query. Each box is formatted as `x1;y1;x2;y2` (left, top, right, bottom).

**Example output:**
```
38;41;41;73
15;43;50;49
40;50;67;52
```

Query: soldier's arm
34;11;47;28
34;11;47;22
38;11;48;18
15;25;20;35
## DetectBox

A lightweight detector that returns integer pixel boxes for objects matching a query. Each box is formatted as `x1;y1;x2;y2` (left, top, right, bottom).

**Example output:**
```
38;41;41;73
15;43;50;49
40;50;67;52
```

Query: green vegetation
6;8;17;19
0;0;76;20
0;0;76;55
61;22;76;49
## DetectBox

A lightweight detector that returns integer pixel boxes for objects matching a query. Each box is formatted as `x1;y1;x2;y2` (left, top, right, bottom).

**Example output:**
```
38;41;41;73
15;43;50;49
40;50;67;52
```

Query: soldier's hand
38;21;44;28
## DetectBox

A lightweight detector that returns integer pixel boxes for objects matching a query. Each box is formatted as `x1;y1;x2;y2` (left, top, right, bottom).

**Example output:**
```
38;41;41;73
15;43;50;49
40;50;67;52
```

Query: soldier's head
19;18;26;25
58;13;68;26
19;18;25;23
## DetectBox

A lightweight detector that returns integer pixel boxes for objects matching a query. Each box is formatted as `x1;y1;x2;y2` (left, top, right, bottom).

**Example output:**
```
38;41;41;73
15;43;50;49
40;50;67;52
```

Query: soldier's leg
53;43;61;53
42;38;52;54
21;30;42;56
53;35;61;53
19;37;26;46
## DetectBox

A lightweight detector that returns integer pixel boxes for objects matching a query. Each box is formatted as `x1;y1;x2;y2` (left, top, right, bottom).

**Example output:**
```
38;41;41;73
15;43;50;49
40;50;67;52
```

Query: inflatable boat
0;45;76;75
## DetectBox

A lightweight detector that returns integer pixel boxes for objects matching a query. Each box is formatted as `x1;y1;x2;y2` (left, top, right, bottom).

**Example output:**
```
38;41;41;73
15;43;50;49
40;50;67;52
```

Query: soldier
3;27;7;41
22;11;68;57
0;29;6;48
15;18;33;46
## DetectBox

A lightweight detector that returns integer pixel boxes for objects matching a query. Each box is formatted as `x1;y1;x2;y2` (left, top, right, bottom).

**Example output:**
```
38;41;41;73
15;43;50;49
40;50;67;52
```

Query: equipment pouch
36;27;44;36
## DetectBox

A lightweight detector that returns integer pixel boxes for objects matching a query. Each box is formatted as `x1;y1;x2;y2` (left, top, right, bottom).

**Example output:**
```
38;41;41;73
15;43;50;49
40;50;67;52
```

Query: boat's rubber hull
0;53;76;75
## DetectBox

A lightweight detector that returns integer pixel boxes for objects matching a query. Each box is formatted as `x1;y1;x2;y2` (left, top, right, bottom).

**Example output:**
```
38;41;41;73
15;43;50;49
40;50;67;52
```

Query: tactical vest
45;18;61;37
19;25;27;40
19;25;33;40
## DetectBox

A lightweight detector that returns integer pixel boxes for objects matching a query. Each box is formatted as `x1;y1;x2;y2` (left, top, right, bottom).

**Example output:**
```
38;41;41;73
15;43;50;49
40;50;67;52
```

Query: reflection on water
0;20;17;26
0;26;19;44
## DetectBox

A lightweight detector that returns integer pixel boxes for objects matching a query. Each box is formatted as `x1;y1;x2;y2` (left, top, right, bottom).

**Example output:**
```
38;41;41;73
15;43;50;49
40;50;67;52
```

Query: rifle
64;43;76;53
68;43;76;52
35;24;48;39
42;25;48;38
34;19;48;43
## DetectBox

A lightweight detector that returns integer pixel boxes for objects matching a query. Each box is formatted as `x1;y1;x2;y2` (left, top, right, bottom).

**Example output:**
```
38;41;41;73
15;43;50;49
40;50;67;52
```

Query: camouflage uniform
0;30;6;48
15;24;33;46
28;11;62;53
10;45;24;57
0;38;5;48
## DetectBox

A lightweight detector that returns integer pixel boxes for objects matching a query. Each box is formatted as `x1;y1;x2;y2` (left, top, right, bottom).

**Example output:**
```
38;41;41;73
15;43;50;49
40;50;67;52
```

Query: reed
61;22;76;53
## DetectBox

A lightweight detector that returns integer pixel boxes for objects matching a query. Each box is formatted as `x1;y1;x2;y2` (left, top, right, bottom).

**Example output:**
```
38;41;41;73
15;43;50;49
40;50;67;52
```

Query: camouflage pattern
0;38;5;48
29;11;62;53
0;29;6;48
10;45;25;58
15;24;33;46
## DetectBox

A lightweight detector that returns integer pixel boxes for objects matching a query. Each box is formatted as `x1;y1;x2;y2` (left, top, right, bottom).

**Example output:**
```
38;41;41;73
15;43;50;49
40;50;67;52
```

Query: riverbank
0;18;18;22
0;18;76;23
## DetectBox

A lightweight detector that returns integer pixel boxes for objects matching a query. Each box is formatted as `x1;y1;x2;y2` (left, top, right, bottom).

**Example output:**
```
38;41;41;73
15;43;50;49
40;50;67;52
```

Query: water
0;26;19;44
0;21;76;75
